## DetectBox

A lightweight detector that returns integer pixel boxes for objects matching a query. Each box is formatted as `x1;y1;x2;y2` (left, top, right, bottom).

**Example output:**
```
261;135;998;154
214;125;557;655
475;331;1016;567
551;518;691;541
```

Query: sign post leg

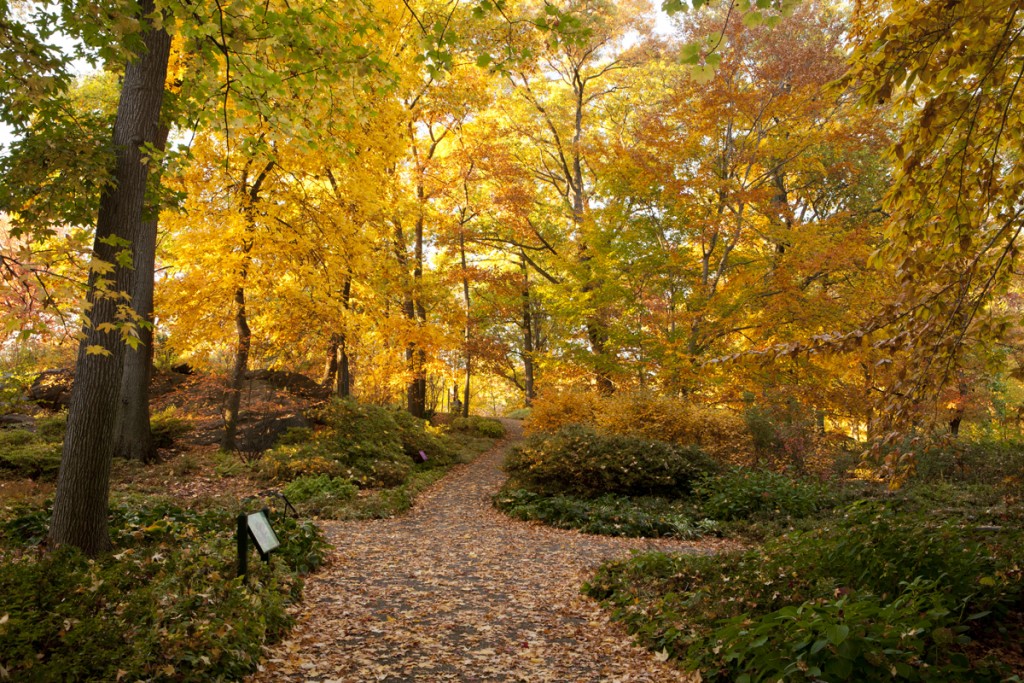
237;513;248;580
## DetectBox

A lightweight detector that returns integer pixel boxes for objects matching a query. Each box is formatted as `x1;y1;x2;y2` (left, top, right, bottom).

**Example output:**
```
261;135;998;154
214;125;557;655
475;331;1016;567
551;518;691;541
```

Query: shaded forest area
2;0;1024;680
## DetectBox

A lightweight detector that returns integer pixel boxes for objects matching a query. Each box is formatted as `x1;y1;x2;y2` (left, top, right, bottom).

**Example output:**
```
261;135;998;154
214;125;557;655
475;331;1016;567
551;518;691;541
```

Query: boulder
27;369;74;410
235;413;311;453
245;369;330;399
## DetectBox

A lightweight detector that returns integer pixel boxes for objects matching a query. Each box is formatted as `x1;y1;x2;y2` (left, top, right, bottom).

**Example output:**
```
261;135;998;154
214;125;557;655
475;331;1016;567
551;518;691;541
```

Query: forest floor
248;419;734;682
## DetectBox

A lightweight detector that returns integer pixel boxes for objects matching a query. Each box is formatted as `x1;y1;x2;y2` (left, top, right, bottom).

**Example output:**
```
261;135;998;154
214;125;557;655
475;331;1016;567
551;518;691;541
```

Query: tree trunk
115;123;169;464
520;255;536;406
221;160;273;451
321;338;338;387
336;275;352;397
337;338;351;397
460;231;471;417
48;4;171;555
221;283;251;451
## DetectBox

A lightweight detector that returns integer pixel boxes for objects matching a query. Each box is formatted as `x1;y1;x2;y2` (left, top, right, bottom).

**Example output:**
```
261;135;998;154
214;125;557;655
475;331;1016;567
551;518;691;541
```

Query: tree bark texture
115;123;169;464
48;3;171;555
321;338;338;387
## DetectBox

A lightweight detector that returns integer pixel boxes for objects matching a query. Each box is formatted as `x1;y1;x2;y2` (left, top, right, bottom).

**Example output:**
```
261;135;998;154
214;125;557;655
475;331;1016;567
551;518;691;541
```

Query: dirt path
251;420;714;682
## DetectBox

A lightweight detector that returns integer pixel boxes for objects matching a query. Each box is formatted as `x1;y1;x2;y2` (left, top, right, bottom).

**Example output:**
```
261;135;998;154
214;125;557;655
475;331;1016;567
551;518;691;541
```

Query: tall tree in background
844;0;1024;446
49;0;171;554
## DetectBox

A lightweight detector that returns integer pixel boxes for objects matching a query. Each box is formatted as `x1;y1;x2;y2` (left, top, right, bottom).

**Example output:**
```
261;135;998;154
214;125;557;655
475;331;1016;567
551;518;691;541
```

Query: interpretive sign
247;510;281;555
236;508;281;579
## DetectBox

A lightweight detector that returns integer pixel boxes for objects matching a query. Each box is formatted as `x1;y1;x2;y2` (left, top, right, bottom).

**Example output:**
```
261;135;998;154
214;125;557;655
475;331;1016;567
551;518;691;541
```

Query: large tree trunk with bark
460;231;471;417
336;339;351;397
48;4;171;555
115;124;169;464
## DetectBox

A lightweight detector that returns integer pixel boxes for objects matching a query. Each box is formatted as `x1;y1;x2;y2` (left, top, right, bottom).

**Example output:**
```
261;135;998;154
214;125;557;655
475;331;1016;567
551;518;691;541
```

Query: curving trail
250;420;712;682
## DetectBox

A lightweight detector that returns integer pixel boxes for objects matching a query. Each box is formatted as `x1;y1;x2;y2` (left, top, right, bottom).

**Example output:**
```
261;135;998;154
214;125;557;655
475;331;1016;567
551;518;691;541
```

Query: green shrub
494;487;719;539
911;437;1024;486
451;415;506;439
337;469;448;520
744;405;781;455
584;501;1022;681
149;406;192;448
0;501;327;682
505;426;718;498
261;399;464;488
259;442;347;481
703;578;981;682
277;426;313;445
694;468;832;521
282;474;358;503
391;408;460;467
0;415;66;481
0;429;34;448
505;407;531;420
0;440;62;479
34;412;67;441
281;475;358;517
1;504;50;545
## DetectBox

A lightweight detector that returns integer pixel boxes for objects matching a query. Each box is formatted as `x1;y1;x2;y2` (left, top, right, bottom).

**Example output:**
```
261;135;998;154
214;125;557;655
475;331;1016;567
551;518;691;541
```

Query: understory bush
281;474;358;517
505;425;718;498
149;405;193;448
694;468;834;521
0;501;327;682
0;420;63;480
494;487;719;539
450;415;506;438
525;391;753;465
584;501;1023;681
260;399;459;487
910;436;1024;486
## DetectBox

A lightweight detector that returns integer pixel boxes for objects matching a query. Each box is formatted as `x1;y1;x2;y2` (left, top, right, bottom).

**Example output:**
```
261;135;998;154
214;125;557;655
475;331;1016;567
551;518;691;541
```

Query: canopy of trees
2;0;1022;552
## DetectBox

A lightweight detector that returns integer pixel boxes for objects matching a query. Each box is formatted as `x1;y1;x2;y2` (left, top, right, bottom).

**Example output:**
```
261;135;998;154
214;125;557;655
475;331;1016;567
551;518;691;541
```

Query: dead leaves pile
251;421;727;682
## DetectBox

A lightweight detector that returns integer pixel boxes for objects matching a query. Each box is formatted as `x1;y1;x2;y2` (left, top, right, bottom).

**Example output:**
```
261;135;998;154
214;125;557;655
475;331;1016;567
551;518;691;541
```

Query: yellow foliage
526;391;754;465
522;390;602;435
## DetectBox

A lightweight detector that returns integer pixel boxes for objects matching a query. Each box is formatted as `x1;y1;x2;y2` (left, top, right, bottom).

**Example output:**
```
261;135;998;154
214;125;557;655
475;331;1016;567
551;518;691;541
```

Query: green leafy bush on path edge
262;399;499;519
504;425;719;498
450;415;506;439
584;501;1024;682
0;499;328;682
498;425;838;540
494;487;721;539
